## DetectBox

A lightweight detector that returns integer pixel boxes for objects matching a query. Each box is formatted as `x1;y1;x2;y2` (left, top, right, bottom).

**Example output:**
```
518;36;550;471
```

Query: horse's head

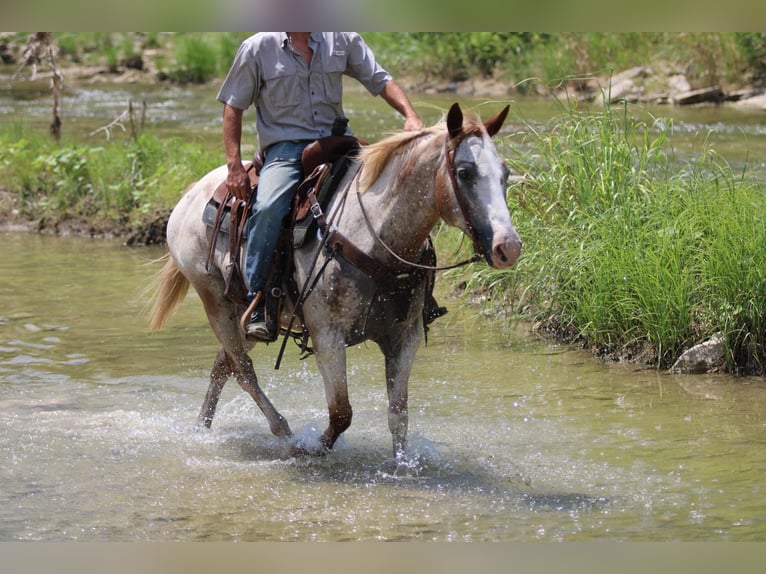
437;103;522;269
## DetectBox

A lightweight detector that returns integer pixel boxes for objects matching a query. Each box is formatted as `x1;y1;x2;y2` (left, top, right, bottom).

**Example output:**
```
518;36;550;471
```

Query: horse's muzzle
489;232;522;269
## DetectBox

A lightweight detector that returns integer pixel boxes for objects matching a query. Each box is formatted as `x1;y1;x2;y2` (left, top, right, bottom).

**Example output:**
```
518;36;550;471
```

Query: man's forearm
380;80;423;130
222;104;245;168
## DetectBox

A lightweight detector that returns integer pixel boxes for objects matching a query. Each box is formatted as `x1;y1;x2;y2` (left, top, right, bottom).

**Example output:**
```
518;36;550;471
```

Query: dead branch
12;33;64;140
90;109;130;141
91;99;147;141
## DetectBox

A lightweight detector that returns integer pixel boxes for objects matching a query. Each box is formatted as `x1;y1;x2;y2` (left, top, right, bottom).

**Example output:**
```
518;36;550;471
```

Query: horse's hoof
269;418;292;439
287;440;330;458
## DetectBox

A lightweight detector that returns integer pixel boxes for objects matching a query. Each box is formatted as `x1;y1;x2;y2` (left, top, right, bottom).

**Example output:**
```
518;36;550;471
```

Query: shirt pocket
262;58;303;108
322;53;346;104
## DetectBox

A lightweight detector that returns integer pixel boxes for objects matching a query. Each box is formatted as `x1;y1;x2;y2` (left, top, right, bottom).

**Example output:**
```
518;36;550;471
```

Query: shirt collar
281;33;322;48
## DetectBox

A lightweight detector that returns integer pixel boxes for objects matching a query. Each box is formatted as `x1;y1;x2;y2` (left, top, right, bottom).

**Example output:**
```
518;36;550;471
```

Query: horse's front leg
231;351;292;438
310;333;352;454
383;323;422;459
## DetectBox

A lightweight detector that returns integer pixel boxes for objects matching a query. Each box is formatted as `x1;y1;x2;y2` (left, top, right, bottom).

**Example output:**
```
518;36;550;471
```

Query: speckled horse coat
149;103;521;458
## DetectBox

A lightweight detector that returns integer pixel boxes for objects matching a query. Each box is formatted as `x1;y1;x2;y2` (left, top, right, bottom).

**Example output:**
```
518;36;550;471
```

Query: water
1;233;765;541
2;74;766;542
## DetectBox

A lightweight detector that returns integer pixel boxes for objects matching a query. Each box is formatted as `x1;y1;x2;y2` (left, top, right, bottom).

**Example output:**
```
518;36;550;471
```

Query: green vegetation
364;32;762;93
166;33;246;83
3;32;764;89
0;123;220;225
444;100;766;374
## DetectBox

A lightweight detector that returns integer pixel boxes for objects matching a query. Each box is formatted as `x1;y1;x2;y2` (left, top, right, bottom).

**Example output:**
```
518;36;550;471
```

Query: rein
354;131;483;274
355;189;480;272
275;128;484;368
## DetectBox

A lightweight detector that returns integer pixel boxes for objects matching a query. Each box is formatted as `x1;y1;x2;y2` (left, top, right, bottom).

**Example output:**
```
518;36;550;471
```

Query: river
1;232;765;541
1;79;766;542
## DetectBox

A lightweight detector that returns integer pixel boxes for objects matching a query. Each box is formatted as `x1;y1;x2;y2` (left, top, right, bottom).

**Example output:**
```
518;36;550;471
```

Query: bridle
355;129;485;274
276;128;483;368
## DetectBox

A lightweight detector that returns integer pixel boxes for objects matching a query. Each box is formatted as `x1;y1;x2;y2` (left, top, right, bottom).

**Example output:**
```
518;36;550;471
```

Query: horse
148;102;522;458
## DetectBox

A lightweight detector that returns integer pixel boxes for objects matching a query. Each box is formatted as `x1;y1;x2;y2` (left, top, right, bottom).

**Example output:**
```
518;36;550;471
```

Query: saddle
203;133;445;353
202;159;260;306
202;136;363;338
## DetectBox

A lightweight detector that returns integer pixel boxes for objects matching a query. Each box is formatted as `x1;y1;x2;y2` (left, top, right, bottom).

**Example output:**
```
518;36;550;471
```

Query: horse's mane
356;111;486;193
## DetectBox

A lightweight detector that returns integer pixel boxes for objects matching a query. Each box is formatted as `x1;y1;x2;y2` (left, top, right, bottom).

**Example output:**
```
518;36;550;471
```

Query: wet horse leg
313;335;352;453
197;284;292;439
230;351;292;438
197;347;231;428
383;324;422;458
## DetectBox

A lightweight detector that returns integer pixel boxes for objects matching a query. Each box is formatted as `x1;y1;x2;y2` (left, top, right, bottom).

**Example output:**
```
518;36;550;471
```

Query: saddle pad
203;199;236;235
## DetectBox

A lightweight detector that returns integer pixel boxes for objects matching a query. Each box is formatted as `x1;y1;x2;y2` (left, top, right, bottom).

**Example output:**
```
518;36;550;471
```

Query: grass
444;98;766;374
363;32;757;94
4;32;759;90
0;122;220;224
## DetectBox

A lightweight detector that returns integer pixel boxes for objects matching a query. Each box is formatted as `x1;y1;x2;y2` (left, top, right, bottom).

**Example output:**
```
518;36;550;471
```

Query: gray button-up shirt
217;32;393;151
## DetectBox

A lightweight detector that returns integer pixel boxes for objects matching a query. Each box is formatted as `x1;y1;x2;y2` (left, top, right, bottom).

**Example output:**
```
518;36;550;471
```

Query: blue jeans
244;140;310;300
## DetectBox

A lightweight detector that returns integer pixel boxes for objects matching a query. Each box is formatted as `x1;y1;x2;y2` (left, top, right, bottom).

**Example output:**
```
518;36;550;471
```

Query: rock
670;334;724;374
672;86;725;105
667;74;691;93
123;55;144;71
598;66;652;104
732;91;766;110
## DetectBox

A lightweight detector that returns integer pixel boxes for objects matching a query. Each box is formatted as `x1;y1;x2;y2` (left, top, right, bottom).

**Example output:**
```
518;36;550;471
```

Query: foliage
447;100;766;373
0;124;220;223
364;32;749;95
735;32;766;83
29;33;762;91
166;33;246;84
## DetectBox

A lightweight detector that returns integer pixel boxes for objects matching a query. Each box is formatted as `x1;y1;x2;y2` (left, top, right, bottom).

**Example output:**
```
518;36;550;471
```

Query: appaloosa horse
149;103;521;458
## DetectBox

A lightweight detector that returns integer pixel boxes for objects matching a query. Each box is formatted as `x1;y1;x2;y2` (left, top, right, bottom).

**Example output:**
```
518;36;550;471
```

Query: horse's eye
456;166;474;181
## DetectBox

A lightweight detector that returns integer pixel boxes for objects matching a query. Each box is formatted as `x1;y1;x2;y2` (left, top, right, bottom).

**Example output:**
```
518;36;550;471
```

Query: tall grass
364;32;755;94
446;99;766;373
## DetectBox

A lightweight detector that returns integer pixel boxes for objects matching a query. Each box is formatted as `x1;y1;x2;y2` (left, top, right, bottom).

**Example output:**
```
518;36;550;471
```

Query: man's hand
403;115;424;131
226;161;251;201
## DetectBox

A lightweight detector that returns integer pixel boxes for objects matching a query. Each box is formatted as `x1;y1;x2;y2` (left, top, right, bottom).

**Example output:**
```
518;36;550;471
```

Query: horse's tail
147;254;190;331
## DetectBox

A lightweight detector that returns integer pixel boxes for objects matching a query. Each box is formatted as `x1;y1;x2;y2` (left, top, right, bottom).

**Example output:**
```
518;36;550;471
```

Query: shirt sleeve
216;40;260;110
343;33;392;96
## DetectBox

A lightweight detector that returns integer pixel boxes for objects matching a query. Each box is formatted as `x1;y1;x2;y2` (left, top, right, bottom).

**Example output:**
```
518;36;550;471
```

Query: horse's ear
484;104;510;137
447;103;463;139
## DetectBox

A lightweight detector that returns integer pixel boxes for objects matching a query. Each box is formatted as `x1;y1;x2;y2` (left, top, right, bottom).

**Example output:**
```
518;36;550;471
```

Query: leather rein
354;130;483;274
275;130;480;369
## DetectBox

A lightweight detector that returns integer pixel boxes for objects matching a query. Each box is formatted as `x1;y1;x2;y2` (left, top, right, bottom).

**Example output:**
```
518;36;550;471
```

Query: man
217;32;427;339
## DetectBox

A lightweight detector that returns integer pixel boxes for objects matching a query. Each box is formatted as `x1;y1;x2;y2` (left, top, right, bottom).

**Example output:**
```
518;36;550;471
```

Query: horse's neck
347;140;443;261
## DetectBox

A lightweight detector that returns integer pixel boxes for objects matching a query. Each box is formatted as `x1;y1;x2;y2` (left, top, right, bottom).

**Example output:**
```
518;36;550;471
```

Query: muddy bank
0;189;169;245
